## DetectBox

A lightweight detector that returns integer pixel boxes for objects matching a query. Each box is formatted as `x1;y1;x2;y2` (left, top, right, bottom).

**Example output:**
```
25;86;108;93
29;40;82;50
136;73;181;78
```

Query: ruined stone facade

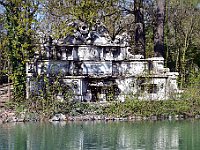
26;22;180;102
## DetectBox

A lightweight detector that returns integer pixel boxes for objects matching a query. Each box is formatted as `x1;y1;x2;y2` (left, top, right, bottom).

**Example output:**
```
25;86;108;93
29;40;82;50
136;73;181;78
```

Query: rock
114;118;120;121
105;117;110;121
179;115;184;120
0;111;17;123
128;116;136;120
59;114;66;121
67;116;74;121
7;112;15;117
17;112;26;122
50;115;60;121
119;117;128;121
50;113;66;122
6;116;18;122
82;115;89;121
150;116;157;121
94;115;102;120
73;116;82;121
158;115;165;120
142;117;148;120
17;118;24;122
175;115;179;120
135;116;142;121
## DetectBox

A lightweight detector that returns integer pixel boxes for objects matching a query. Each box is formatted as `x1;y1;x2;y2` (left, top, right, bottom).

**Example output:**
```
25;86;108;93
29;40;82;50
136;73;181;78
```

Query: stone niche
26;21;181;101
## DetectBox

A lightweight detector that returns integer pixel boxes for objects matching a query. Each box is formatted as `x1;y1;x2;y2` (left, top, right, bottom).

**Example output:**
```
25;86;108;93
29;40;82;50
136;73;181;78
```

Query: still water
0;120;200;150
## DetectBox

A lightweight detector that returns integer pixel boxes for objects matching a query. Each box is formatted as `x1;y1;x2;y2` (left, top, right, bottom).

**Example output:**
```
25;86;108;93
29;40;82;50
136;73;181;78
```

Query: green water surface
0;120;200;150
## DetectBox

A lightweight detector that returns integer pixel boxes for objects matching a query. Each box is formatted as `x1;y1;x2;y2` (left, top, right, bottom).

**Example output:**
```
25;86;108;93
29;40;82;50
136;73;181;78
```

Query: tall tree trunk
134;0;145;58
154;0;165;57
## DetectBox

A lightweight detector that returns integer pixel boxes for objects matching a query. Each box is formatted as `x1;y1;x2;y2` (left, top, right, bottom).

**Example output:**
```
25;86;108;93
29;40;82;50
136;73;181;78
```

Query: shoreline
1;98;200;124
1;110;200;124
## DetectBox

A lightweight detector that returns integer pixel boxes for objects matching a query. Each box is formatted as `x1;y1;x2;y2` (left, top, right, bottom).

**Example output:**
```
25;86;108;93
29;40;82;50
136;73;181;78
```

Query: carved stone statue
63;20;112;45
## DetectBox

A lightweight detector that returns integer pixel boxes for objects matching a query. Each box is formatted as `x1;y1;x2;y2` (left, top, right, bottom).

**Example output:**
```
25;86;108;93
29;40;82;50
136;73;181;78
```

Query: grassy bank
1;96;200;123
68;98;200;118
1;74;200;121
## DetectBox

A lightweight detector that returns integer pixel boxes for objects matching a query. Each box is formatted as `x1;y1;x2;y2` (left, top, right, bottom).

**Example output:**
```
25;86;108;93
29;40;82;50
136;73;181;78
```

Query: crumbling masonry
26;22;181;102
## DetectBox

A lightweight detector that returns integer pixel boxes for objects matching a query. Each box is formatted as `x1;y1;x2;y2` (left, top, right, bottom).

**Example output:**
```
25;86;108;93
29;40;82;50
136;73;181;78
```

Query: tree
134;0;145;57
165;0;200;87
40;0;136;42
0;0;40;100
154;0;165;57
0;12;7;84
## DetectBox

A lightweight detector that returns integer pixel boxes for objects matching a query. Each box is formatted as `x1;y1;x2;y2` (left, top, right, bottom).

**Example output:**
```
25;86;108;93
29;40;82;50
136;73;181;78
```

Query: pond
0;120;200;150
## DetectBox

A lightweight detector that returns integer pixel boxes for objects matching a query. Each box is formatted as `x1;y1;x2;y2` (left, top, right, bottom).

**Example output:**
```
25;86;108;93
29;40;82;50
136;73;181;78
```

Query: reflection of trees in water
1;121;200;149
117;121;179;150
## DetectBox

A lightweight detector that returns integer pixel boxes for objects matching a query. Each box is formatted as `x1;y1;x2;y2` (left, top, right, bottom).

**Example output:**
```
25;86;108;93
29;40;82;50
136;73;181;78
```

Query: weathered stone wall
26;21;180;101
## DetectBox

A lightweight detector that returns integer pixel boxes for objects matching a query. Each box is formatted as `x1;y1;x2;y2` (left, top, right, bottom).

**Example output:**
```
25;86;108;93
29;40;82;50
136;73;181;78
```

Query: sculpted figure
94;19;109;37
88;20;112;45
64;21;85;44
114;32;130;46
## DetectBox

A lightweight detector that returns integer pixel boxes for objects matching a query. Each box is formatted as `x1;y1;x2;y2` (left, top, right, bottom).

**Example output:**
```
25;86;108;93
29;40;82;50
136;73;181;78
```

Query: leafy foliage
0;0;200;116
0;0;40;100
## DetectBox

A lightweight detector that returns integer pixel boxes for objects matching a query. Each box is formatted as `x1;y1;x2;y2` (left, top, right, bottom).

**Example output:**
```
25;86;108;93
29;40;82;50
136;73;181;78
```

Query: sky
0;5;5;14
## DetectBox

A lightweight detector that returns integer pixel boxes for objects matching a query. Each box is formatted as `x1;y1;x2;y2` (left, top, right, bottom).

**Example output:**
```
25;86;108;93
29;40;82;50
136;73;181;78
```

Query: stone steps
0;84;13;108
0;95;8;108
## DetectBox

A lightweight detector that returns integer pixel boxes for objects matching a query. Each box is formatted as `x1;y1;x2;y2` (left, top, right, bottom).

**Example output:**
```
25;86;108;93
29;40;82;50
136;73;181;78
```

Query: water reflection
0;120;200;150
